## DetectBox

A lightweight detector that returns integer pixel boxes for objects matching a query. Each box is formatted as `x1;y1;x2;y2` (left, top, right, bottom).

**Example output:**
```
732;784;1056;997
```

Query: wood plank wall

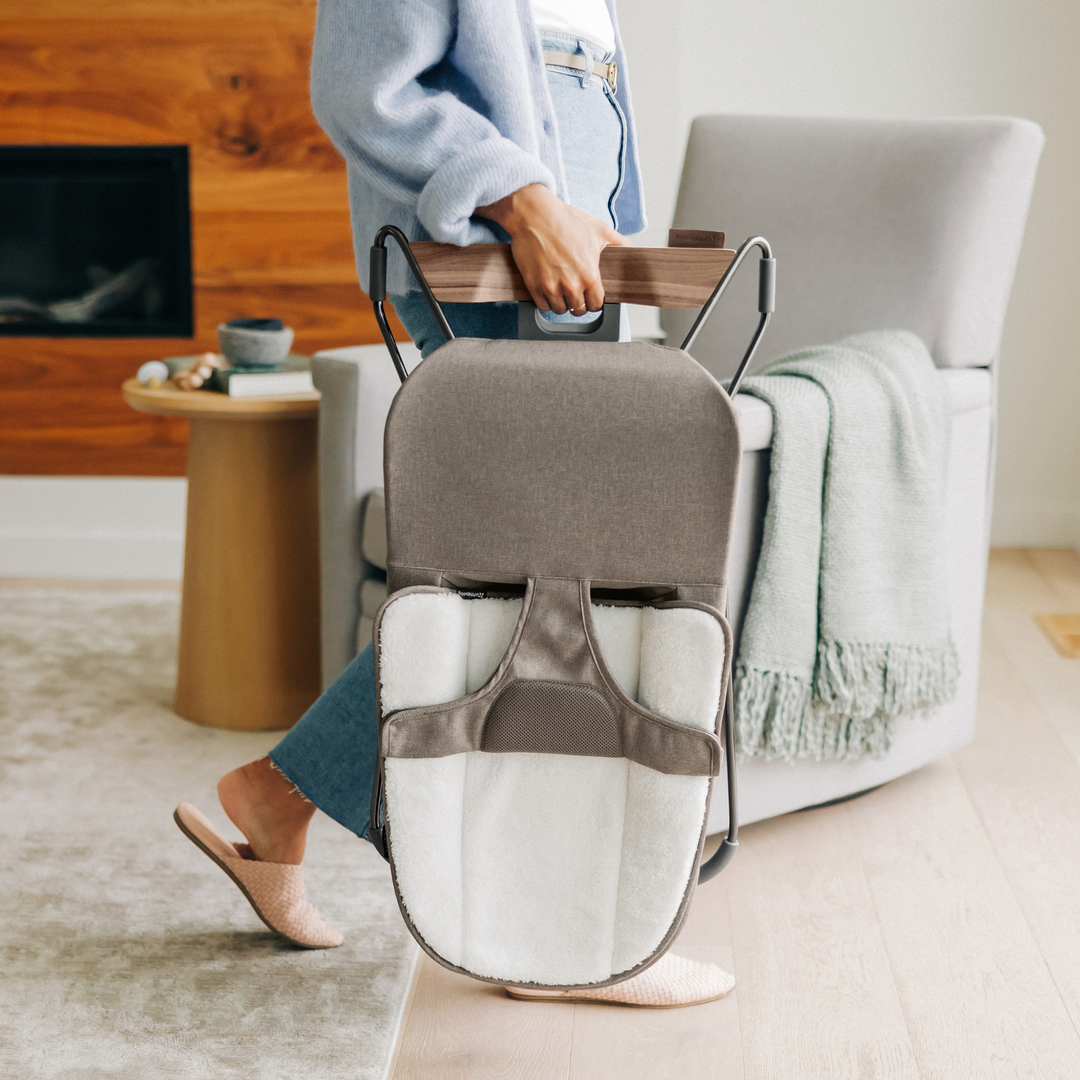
0;0;400;476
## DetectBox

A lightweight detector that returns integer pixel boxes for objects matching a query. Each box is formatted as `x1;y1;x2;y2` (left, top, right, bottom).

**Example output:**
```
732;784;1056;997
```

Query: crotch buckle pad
377;577;726;777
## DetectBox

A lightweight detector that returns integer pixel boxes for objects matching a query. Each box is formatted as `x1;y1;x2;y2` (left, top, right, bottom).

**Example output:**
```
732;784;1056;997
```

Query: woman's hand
477;184;628;315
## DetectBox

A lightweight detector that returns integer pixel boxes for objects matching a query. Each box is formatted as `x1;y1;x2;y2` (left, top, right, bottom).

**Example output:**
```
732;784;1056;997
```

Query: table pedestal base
175;415;321;730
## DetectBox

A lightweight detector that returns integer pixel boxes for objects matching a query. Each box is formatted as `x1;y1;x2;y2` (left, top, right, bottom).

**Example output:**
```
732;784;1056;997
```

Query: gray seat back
383;336;741;596
661;115;1043;380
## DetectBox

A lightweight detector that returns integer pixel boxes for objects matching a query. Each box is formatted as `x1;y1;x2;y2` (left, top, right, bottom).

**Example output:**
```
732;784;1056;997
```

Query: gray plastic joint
758;258;776;314
698;837;739;884
369;245;388;302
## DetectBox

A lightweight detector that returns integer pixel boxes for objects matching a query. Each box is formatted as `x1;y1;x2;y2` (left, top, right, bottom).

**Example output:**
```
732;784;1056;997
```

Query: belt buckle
606;61;618;93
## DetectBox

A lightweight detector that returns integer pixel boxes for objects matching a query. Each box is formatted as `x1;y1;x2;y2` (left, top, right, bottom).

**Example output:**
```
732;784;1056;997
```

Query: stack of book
164;354;314;398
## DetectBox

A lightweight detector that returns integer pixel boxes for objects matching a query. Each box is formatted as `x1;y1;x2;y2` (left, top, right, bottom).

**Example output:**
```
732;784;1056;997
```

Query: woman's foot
217;757;315;864
174;802;343;948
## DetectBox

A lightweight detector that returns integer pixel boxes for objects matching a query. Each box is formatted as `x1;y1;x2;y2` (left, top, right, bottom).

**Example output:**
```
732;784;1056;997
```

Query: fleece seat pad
375;336;743;988
377;582;729;988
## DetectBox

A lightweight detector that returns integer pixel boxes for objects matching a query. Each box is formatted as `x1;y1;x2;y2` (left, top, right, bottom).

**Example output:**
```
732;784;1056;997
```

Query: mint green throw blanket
735;330;959;760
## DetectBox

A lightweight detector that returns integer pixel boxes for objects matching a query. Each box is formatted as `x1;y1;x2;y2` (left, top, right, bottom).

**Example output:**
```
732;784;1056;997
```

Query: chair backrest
383;337;741;597
661;115;1043;380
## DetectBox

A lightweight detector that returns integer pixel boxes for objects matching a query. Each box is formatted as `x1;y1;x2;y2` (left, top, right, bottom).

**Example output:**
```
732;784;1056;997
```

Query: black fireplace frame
0;144;193;338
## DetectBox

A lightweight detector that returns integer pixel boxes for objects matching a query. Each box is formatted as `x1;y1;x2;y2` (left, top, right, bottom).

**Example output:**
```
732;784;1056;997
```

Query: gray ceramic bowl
217;322;295;367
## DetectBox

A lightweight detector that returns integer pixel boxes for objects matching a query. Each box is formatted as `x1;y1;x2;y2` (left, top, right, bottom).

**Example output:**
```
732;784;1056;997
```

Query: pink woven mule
174;802;343;949
505;954;735;1008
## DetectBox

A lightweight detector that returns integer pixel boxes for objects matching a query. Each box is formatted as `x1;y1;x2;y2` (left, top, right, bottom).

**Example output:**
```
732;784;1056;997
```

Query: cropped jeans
269;34;628;841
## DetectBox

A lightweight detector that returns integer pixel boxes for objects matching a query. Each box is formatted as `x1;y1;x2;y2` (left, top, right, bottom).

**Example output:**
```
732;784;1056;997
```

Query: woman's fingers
540;281;601;316
546;288;569;315
559;283;588;315
533;276;587;315
582;277;605;313
477;184;625;316
538;267;601;315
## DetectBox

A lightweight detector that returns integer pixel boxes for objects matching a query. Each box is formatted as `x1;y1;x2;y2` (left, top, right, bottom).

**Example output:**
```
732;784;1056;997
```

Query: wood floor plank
1024;548;1080;609
567;861;744;1080
848;759;1080;1078
984;549;1062;614
983;608;1080;765
982;551;1080;766
723;808;918;1080
390;956;573;1080
566;947;743;1080
953;626;1080;1040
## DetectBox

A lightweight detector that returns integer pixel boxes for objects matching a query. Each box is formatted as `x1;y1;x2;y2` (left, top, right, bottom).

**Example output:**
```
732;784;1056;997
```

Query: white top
532;0;616;56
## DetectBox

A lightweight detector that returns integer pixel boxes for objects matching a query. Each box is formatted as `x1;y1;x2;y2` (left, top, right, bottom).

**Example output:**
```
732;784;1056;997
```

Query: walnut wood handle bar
408;242;736;308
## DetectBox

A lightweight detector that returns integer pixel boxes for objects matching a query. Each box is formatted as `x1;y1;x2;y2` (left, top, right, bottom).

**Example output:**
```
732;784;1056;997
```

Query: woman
176;0;735;1008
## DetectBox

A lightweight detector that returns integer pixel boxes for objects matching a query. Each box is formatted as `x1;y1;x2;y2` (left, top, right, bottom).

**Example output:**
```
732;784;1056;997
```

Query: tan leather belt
543;50;617;93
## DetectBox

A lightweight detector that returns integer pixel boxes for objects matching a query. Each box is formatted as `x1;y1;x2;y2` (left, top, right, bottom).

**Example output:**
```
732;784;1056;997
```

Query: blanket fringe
736;635;958;762
814;637;959;720
734;665;811;761
806;709;894;762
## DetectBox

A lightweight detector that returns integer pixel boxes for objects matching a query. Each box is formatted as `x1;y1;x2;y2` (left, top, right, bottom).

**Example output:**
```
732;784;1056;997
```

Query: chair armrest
312;343;418;688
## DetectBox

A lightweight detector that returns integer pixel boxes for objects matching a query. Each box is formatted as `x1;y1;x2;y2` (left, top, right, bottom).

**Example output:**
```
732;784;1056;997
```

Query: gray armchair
312;340;416;689
314;114;1042;830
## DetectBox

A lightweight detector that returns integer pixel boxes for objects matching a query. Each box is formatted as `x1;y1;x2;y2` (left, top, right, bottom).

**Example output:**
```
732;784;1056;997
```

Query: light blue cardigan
311;0;647;294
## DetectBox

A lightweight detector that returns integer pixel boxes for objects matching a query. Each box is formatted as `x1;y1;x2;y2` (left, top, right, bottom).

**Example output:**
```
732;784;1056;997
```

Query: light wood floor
387;549;1080;1079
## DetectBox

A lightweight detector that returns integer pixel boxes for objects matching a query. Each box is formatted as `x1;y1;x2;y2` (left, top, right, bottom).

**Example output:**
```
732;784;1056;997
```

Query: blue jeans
270;35;627;840
270;644;378;839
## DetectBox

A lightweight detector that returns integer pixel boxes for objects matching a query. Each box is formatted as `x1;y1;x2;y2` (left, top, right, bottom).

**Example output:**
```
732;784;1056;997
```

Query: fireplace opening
0;145;192;337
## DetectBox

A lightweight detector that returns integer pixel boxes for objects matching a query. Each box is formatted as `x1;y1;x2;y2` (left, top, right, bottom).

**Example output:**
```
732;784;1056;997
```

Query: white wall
620;0;1080;549
0;477;185;580
3;2;1077;578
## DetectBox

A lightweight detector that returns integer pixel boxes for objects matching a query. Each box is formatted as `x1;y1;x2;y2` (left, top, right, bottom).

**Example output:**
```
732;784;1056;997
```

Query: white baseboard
0;476;187;580
991;498;1080;550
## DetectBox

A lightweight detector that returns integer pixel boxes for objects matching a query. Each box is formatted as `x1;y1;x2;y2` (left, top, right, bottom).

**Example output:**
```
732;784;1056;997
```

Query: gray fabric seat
314;114;1043;828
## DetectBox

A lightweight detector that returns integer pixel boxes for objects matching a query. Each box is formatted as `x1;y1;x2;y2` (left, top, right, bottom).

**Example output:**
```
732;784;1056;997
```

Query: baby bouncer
367;226;774;991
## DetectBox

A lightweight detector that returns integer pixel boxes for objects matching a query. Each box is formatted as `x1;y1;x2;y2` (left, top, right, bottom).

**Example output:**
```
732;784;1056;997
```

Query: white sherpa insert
379;593;725;986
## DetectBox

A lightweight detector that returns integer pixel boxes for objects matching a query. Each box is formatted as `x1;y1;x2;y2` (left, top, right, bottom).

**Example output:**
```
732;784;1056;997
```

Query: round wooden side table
123;378;322;730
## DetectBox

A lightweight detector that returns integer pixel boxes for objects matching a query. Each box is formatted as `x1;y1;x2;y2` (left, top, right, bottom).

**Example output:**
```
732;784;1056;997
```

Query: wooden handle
407;242;735;308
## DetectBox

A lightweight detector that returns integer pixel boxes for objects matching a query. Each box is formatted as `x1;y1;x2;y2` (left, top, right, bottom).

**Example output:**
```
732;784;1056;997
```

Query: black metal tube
371;224;455;382
374;300;411;384
369;244;388;302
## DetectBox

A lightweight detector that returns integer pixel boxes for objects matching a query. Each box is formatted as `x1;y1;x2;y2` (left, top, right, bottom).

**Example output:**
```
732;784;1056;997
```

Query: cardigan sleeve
311;0;556;245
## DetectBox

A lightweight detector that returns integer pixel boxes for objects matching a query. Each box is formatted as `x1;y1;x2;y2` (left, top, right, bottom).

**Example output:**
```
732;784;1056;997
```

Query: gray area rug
0;590;417;1080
